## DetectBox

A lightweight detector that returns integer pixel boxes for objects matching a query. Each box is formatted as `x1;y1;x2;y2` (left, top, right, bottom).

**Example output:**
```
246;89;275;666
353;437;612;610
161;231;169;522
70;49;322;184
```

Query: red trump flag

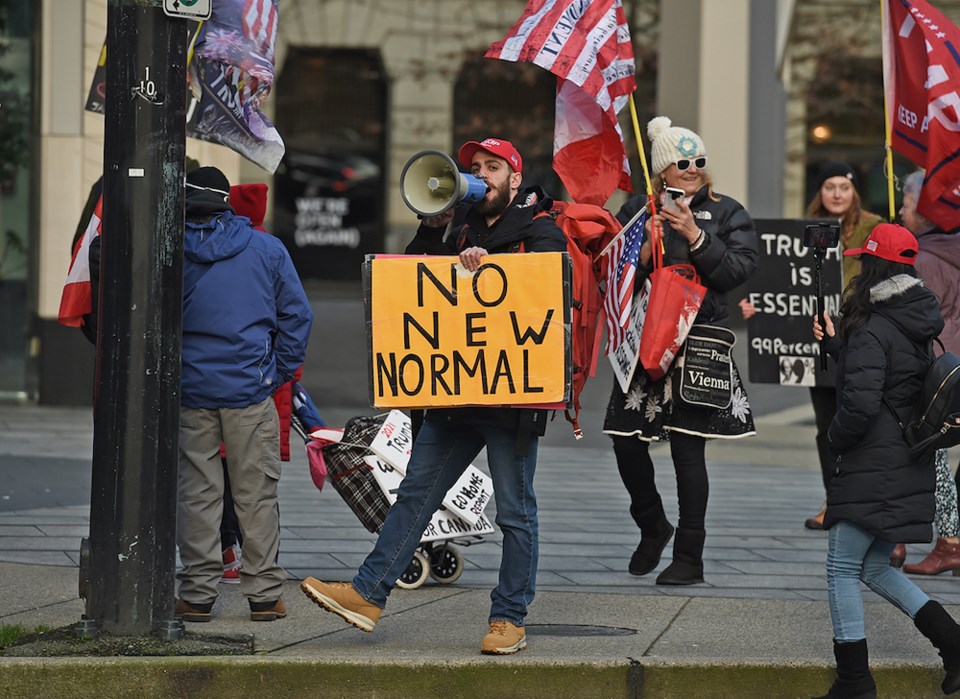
883;0;960;230
486;0;637;206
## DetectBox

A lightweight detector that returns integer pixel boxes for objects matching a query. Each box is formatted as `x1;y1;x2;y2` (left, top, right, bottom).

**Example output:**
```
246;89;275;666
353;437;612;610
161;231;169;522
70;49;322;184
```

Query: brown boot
804;505;826;530
904;538;960;576
890;543;907;568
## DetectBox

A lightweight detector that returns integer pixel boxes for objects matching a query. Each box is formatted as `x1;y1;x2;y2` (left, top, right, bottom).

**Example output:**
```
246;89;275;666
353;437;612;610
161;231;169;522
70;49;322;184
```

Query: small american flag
604;209;645;353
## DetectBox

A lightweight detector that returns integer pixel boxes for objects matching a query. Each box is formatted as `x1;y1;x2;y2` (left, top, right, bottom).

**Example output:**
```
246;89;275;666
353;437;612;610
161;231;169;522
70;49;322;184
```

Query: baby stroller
301;410;494;589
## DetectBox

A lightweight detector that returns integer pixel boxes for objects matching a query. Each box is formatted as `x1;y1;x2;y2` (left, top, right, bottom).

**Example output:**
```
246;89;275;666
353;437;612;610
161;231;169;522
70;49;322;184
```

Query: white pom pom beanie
647;116;706;176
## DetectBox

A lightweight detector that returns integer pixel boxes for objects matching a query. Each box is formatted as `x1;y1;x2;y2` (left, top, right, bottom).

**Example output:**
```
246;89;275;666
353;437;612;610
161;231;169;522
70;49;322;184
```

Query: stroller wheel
395;549;430;589
428;543;464;584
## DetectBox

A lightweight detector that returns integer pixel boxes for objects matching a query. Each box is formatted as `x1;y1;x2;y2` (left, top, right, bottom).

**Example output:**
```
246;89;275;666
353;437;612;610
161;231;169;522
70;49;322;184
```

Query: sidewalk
1;403;959;697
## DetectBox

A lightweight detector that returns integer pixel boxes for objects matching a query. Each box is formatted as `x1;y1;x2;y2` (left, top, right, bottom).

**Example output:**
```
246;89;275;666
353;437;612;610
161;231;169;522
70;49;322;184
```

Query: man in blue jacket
174;167;313;623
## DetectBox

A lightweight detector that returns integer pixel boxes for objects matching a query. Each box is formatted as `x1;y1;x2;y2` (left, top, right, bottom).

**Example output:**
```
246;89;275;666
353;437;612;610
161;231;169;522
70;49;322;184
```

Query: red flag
58;196;102;327
603;209;645;353
883;0;960;230
486;0;637;206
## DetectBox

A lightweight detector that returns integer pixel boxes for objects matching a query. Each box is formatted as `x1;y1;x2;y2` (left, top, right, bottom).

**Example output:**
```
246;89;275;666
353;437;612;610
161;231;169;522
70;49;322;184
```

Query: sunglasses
676;156;707;171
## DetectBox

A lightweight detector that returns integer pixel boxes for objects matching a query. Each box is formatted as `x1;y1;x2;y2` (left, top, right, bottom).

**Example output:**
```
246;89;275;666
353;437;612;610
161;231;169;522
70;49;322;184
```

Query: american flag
188;0;284;172
486;0;636;206
604;209;645;353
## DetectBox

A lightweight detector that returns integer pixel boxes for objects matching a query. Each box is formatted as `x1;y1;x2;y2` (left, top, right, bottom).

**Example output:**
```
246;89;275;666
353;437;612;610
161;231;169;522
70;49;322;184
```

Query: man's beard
475;182;512;217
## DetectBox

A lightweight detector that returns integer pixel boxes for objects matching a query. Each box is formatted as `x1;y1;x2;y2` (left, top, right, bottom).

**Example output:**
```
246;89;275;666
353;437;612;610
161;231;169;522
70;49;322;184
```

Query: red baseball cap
458;138;523;173
843;223;919;265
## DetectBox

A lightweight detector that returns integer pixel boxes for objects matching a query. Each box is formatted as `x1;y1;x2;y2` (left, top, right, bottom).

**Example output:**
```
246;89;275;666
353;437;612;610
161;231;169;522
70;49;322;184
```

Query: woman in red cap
811;223;960;698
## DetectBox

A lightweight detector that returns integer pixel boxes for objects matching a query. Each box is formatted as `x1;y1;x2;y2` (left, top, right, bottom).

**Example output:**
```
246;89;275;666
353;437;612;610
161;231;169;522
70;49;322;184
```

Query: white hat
647;116;706;175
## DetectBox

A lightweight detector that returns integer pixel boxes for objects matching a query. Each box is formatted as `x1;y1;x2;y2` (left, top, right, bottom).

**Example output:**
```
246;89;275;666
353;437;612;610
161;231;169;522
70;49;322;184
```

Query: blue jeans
353;419;539;626
826;520;929;641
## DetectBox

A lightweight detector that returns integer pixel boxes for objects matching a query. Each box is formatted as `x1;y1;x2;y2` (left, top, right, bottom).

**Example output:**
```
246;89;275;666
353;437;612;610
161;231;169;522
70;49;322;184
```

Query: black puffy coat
823;275;945;543
616;186;758;325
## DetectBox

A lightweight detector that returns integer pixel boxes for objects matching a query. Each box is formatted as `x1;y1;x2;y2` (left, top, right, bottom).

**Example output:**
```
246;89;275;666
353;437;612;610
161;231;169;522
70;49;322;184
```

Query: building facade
7;0;955;404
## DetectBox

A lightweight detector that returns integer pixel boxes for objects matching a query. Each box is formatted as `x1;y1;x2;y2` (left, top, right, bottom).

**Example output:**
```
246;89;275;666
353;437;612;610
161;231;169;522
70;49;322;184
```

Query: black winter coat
822;275;945;543
616;186;758;325
405;186;567;435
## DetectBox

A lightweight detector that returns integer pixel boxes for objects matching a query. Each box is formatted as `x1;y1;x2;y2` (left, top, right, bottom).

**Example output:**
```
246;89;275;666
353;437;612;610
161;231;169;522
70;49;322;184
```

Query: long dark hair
839;255;918;339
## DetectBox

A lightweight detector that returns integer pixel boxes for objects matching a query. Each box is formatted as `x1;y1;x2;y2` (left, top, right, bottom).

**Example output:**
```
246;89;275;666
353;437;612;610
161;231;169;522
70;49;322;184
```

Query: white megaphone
399;150;488;217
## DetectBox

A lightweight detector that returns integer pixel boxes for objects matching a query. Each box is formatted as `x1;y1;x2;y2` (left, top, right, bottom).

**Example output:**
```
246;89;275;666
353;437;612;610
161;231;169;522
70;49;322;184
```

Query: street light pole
79;0;189;638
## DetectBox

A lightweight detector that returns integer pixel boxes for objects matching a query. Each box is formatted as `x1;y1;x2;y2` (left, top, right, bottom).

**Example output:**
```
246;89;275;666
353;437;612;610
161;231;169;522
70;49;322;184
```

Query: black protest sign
744;219;843;387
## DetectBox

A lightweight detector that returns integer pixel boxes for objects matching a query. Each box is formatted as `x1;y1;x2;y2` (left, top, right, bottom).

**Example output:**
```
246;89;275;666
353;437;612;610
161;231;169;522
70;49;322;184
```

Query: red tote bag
638;213;707;381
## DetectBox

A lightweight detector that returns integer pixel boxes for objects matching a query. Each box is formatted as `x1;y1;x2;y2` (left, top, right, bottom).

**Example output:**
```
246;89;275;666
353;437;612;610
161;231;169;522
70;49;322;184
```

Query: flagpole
880;0;897;222
628;93;663;259
628;94;654;198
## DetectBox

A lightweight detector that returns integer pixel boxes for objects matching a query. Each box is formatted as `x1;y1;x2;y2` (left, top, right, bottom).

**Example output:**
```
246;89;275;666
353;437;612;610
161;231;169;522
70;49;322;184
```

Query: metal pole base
156;618;185;641
74;617;100;639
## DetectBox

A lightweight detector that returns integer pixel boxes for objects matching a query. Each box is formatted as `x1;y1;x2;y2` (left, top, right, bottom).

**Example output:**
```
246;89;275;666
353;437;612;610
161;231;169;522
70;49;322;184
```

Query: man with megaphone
300;137;566;655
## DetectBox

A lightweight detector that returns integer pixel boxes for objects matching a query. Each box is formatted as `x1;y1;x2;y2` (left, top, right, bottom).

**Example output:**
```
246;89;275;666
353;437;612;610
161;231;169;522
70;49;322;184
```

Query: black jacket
405;186;566;435
822;275;944;542
616;187;758;326
407;186;566;256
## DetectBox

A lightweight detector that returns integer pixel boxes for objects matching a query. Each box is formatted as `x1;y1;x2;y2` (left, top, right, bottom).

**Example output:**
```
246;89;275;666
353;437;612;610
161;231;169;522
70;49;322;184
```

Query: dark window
273;48;386;281
454;53;560;197
0;0;33;397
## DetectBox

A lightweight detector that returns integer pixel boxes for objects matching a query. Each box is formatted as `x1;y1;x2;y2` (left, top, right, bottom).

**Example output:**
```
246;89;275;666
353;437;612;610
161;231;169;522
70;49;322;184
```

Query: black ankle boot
655;527;705;585
914;600;960;694
629;520;674;576
812;639;877;699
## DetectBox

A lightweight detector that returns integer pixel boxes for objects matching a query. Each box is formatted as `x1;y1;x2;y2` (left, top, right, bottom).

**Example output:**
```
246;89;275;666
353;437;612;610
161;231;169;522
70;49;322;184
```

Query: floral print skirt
603;356;756;442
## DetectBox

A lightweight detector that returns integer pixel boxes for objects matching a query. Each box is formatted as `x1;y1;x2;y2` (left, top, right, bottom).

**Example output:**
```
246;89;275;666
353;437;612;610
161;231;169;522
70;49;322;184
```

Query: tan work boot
174;598;213;623
300;578;382;632
249;597;287;621
481;620;527;655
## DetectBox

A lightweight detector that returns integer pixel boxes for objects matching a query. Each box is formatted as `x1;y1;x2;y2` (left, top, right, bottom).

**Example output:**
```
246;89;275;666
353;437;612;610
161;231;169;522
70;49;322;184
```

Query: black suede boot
812;639;877;699
914;600;960;694
655;527;705;585
628;502;674;576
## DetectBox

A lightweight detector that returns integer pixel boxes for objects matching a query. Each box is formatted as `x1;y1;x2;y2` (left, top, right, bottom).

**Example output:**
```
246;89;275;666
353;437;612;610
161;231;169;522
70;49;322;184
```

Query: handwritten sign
744;219;842;387
368;409;414;470
366;253;572;408
365;455;494;540
609;278;650;392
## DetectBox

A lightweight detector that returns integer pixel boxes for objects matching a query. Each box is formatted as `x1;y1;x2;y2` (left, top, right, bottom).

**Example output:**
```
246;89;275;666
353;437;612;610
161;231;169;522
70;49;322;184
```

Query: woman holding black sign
740;161;882;533
803;162;883;531
810;223;960;698
604;117;759;586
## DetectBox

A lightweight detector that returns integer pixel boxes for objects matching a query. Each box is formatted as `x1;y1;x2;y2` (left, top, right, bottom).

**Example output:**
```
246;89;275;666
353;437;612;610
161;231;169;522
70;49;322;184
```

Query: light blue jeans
353;418;539;626
826;520;929;641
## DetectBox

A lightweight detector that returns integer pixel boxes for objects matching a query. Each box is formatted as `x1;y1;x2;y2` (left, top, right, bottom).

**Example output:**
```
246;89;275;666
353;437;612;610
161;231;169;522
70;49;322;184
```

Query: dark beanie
185;166;234;217
816;161;859;192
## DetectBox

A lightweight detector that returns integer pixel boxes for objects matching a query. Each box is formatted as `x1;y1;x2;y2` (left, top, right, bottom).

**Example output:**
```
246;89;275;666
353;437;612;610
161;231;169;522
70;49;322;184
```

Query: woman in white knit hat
604;116;759;586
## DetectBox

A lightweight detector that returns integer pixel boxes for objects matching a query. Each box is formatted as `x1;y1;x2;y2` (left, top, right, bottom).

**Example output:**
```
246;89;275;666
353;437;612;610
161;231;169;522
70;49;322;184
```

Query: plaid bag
321;415;391;534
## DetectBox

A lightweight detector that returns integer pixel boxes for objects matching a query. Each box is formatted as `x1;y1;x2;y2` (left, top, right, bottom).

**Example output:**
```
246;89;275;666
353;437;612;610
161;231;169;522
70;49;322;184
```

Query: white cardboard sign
364;455;494;541
609;278;650;393
368;409;414;470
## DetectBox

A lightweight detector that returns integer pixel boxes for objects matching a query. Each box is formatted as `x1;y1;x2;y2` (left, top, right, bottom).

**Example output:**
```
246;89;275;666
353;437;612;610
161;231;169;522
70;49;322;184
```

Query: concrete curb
0;656;949;699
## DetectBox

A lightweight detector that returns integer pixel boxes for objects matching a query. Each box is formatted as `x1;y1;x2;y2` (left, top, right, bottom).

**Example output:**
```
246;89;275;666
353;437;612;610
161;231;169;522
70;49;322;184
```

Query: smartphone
662;187;685;213
802;221;840;250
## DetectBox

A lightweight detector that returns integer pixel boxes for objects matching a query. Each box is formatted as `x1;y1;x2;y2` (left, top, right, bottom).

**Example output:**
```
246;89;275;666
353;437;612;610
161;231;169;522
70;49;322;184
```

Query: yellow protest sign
366;253;571;408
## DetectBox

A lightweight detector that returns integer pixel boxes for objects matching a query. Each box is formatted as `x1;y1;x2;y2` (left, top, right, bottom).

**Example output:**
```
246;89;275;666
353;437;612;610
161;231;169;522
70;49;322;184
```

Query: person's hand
459;246;488;272
813;310;836;341
659;197;700;244
639;239;652;266
739;298;757;320
421;209;455;229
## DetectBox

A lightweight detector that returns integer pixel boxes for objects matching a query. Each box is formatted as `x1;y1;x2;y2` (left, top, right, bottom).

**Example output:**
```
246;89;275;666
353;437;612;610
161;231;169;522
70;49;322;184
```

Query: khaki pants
177;397;284;605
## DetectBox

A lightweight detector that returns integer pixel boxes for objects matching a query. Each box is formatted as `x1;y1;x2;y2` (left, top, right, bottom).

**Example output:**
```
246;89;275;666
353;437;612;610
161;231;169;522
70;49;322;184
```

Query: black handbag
674;324;736;410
